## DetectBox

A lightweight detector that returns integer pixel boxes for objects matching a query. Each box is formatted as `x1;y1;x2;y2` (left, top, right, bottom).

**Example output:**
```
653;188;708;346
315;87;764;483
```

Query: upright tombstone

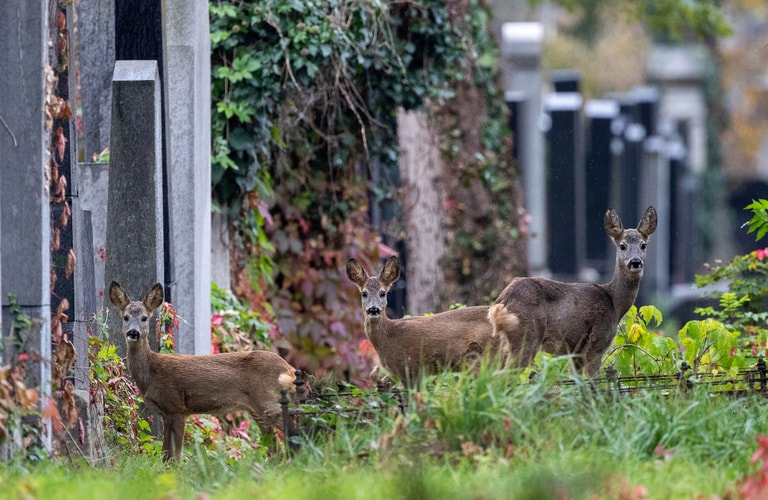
163;0;212;354
76;0;115;310
612;95;645;226
544;91;584;277
0;0;52;453
647;45;708;175
500;22;545;273
105;61;165;352
635;87;669;300
584;99;619;270
77;0;115;160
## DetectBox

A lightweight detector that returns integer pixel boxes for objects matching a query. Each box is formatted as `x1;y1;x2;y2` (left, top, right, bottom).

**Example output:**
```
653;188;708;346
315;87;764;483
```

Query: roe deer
346;256;504;383
109;281;296;461
489;206;657;376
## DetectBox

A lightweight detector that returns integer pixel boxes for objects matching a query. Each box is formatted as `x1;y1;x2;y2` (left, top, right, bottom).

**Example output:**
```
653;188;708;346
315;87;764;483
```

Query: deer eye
141;316;148;322
619;243;627;251
641;243;647;250
361;291;368;299
123;315;129;322
379;291;386;298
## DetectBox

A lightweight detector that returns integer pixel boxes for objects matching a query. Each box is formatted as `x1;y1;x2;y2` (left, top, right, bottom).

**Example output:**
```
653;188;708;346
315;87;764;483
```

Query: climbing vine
210;0;522;379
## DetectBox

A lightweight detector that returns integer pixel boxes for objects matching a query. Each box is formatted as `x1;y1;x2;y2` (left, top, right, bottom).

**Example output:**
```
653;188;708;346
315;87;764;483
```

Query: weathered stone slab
105;60;165;352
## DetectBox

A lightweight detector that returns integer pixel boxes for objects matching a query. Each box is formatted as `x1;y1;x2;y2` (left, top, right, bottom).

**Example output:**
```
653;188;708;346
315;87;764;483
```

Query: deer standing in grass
489;206;657;376
109;281;296;461
346;256;503;384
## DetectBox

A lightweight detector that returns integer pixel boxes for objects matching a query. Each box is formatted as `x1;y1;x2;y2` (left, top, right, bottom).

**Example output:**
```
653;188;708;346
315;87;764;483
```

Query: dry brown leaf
58;201;71;228
61;379;78;428
52;338;76;381
43;397;63;435
65;248;76;279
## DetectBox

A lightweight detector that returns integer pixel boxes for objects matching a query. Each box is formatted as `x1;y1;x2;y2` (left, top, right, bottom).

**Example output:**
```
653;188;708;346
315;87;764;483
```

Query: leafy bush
88;329;157;456
211;282;273;353
695;199;768;358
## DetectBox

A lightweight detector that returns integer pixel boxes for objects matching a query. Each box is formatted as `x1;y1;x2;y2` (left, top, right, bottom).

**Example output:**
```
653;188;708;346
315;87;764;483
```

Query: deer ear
143;283;164;312
604;209;624;240
346;259;368;288
380;256;400;286
638;206;657;238
109;281;130;310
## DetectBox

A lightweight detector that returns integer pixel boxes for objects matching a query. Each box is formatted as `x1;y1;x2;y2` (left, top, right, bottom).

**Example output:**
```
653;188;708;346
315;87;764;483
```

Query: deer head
604;206;657;279
109;281;164;343
346;256;400;319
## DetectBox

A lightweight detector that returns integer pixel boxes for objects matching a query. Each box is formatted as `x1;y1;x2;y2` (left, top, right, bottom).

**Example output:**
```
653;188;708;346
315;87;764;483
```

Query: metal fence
279;358;768;450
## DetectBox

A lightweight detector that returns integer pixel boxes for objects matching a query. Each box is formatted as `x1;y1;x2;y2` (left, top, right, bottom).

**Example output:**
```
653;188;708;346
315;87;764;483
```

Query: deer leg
162;414;186;461
580;354;603;378
505;329;540;369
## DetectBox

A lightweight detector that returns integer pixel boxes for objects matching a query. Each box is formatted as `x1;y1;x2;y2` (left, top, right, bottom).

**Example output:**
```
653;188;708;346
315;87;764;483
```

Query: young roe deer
109;281;296;461
346;256;504;383
489;206;657;376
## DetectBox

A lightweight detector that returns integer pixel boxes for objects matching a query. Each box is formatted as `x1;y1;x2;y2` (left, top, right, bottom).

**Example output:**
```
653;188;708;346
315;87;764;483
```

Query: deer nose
628;258;643;270
126;329;140;340
366;307;382;317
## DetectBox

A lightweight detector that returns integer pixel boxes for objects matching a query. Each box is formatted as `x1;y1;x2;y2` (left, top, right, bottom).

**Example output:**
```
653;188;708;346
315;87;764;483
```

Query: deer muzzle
627;258;643;271
366;306;382;317
126;329;141;341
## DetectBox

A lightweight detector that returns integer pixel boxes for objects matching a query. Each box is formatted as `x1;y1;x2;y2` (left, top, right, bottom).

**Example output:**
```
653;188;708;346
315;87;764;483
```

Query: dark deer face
346;256;400;319
109;281;164;343
604;207;657;276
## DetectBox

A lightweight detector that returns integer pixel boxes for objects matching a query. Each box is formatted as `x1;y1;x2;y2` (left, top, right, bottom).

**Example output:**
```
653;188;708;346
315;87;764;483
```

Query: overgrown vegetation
4;202;768;496
209;0;524;380
5;361;768;498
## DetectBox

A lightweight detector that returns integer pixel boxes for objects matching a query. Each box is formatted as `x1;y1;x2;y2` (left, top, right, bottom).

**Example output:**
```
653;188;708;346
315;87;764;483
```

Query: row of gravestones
0;0;212;461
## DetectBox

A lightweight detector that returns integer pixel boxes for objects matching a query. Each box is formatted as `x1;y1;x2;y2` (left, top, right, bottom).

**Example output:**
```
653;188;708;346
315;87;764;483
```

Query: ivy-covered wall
210;0;525;381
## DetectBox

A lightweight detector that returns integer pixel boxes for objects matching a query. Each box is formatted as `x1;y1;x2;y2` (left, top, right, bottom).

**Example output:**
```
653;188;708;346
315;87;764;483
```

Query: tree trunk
397;108;447;315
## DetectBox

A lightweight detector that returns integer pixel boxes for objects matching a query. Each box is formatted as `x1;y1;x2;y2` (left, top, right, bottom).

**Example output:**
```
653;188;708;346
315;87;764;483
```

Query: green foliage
88;330;158;456
211;282;273;353
5;294;31;352
638;0;732;42
607;305;677;376
155;302;179;354
694;201;768;357
209;0;469;208
541;0;732;43
744;198;768;242
678;318;743;376
210;0;508;378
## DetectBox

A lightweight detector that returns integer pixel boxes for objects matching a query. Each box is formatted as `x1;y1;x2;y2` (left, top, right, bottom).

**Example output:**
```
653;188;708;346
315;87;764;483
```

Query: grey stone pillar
584;99;619;271
162;0;212;354
0;0;52;452
105;61;165;352
77;0;115;160
544;92;585;278
500;22;545;273
647;45;708;175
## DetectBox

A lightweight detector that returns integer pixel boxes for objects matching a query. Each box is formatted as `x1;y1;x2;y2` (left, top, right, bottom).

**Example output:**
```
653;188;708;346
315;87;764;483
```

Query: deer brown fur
346;256;504;383
109;281;296;461
489;206;657;376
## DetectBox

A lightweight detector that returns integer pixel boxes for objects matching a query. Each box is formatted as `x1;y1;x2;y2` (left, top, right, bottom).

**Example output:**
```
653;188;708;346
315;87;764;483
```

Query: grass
2;360;765;499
